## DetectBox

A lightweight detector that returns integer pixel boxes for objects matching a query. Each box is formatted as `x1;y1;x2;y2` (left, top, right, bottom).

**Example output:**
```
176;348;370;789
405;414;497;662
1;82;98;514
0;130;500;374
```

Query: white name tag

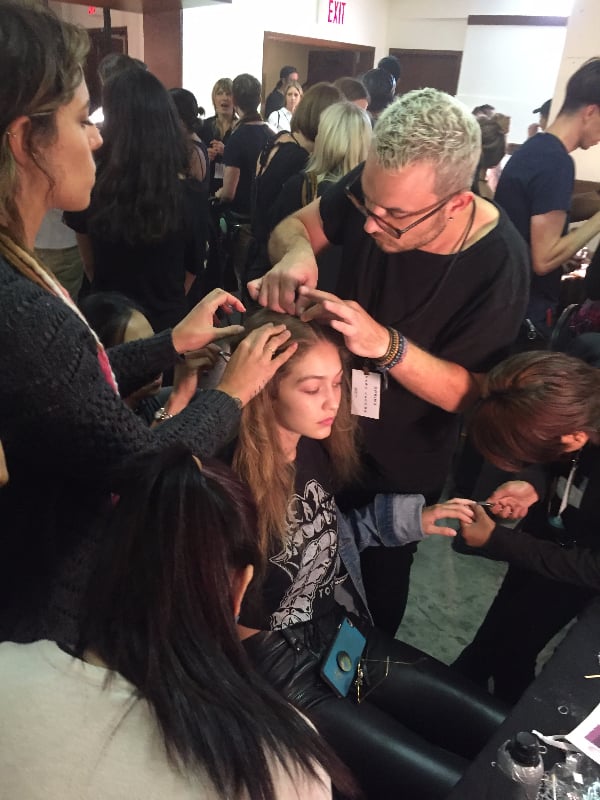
351;369;381;419
214;162;225;180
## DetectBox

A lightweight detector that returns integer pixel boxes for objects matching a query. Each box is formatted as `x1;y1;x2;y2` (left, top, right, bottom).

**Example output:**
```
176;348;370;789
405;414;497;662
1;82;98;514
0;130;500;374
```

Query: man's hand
422;498;475;537
461;504;496;547
247;255;318;315
486;481;539;519
299;287;390;359
172;288;244;354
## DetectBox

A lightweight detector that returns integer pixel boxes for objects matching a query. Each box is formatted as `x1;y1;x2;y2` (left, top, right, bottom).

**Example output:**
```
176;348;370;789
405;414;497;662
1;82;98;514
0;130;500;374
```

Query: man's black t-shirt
495;132;574;326
223;122;274;215
319;164;530;496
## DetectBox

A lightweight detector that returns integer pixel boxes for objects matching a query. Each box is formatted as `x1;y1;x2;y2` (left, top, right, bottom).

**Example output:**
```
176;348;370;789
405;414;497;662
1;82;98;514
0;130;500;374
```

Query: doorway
390;48;463;96
262;31;374;106
86;27;128;112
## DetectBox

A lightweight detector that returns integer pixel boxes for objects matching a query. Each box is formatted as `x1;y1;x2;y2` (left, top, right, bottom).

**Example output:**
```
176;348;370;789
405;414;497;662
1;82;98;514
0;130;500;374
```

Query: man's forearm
533;211;600;275
388;338;480;413
570;191;600;223
268;216;319;265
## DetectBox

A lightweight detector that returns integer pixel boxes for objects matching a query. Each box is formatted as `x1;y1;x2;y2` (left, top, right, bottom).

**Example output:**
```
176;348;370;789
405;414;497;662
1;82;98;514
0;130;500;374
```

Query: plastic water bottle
488;731;544;800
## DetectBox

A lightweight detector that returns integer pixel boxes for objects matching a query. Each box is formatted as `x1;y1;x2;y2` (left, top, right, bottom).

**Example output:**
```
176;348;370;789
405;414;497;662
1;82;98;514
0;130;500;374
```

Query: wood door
86;28;128;112
307;50;357;85
390;49;462;96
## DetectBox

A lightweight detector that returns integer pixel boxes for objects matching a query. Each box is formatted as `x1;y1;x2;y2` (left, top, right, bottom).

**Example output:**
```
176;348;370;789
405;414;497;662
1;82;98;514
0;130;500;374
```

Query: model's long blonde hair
232;311;359;557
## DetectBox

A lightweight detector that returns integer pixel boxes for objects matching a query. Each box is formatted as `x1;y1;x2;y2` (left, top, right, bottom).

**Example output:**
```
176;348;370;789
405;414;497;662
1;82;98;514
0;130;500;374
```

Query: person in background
79;292;165;418
377;55;401;94
200;77;237;195
0;446;354;799
495;58;600;340
170;87;209;187
35;208;85;300
0;0;295;644
472;103;495;118
267;101;372;294
267;79;303;133
67;68;208;333
362;68;396;122
233;311;506;800
265;65;299;119
454;351;600;703
472;113;508;200
89;52;147;127
248;88;529;637
528;98;552;137
216;73;273;216
249;82;343;286
334;76;370;110
270;100;372;235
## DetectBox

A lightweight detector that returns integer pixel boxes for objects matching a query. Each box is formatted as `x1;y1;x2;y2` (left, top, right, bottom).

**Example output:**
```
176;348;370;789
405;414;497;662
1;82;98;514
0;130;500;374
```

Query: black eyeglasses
343;175;456;239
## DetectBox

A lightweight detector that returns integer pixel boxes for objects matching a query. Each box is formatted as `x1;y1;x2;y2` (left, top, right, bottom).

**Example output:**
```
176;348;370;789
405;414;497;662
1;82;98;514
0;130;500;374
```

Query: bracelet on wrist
373;327;407;372
154;406;173;422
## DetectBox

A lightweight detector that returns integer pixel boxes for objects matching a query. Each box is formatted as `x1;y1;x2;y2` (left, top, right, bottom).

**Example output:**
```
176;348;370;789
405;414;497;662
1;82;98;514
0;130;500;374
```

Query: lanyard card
351;369;381;419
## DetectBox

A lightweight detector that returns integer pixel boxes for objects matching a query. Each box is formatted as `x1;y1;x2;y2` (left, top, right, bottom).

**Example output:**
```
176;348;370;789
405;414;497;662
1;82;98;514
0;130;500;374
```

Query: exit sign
88;6;98;14
317;0;347;26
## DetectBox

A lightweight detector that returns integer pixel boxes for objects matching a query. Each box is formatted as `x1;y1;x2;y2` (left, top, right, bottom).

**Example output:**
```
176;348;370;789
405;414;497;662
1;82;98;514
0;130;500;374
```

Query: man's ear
5;115;34;168
560;431;589;452
447;191;474;216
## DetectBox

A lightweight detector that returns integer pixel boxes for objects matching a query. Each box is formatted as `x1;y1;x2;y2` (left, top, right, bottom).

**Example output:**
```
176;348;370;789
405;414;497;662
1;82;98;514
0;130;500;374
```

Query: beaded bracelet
373;327;408;372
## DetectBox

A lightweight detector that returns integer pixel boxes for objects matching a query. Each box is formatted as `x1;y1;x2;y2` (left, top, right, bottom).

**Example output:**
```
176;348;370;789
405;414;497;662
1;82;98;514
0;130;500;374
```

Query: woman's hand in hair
460;504;496;548
167;345;224;415
217;323;297;406
172;289;245;355
421;498;475;537
486;481;539;520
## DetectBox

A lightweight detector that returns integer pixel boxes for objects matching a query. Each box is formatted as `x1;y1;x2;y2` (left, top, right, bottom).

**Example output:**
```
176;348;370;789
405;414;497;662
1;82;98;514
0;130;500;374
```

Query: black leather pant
243;611;507;800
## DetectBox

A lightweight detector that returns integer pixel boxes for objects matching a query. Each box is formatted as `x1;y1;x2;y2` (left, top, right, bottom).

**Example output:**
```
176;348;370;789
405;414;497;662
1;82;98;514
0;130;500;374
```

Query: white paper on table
567;701;600;765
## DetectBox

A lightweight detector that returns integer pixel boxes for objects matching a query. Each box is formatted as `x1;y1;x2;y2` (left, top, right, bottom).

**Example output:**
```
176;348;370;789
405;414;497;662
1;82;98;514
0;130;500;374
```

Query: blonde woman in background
200;78;237;194
267;79;303;133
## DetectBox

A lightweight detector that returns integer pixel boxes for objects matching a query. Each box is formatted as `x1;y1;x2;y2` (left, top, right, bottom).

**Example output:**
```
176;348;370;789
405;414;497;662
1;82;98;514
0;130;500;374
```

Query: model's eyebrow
296;370;344;384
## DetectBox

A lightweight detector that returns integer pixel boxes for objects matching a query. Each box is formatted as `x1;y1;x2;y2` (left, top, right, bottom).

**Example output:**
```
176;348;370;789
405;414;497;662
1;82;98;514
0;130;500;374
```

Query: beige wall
49;2;144;60
183;0;389;116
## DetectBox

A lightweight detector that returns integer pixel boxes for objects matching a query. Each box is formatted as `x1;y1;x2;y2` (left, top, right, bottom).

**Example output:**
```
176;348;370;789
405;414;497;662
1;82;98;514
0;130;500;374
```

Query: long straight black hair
88;68;188;245
79;446;358;800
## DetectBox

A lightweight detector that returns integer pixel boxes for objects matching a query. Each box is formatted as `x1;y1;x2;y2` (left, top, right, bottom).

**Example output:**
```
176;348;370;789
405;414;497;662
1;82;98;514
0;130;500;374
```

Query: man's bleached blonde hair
372;88;481;197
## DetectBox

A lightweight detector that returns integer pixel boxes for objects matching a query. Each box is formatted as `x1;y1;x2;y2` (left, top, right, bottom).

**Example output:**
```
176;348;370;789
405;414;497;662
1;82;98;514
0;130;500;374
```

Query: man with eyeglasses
248;88;529;635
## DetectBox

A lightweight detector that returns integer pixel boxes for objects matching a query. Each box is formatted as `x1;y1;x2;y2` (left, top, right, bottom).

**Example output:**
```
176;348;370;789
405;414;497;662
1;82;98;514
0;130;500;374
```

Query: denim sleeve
338;493;426;553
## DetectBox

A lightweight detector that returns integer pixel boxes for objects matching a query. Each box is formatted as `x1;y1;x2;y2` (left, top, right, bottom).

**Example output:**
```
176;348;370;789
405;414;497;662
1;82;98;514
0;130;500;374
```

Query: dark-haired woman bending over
455;351;600;704
0;449;356;799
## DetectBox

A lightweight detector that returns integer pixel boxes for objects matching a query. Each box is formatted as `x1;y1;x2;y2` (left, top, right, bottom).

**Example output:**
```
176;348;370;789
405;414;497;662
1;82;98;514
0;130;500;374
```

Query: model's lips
319;417;335;426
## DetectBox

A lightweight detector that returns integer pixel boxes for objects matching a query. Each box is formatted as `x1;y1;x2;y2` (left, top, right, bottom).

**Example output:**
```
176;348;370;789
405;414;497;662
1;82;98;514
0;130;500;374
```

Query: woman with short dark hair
455;351;600;703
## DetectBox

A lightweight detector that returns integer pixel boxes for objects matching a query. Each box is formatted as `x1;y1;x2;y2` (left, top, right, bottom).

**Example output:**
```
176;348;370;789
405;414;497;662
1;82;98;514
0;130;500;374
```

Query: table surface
447;597;600;799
